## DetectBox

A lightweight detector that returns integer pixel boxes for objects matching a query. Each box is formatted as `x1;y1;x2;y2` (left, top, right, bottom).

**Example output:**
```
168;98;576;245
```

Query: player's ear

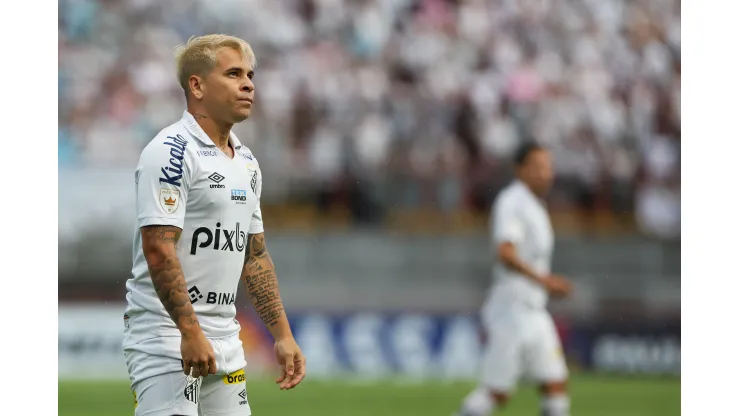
189;75;205;100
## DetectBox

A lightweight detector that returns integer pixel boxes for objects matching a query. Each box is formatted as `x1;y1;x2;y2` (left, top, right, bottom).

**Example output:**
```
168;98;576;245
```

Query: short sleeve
491;193;525;246
136;135;193;229
248;167;264;234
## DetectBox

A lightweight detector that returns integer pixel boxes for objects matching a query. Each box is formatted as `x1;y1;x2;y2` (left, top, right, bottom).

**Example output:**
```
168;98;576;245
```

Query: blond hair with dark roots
174;34;257;96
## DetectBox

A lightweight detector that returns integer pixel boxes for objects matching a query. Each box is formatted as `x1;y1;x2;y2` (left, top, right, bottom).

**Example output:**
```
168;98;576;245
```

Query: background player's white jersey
125;110;264;340
486;180;554;311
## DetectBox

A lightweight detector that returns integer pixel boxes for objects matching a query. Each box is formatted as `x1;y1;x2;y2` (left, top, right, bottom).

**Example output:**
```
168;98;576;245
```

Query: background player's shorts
479;306;568;392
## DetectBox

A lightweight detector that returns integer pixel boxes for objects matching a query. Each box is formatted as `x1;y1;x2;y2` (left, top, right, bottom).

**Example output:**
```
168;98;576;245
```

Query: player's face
202;47;255;124
523;150;554;196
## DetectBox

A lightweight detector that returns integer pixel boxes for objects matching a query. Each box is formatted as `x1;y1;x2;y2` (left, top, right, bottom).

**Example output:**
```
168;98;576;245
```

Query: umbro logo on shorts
238;389;247;405
184;377;202;404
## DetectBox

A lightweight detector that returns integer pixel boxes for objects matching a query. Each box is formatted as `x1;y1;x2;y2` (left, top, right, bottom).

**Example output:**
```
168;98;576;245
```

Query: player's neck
188;110;233;150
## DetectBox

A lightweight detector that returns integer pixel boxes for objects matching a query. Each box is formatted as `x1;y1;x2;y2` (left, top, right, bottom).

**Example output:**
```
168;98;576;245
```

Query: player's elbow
496;242;517;266
140;227;179;266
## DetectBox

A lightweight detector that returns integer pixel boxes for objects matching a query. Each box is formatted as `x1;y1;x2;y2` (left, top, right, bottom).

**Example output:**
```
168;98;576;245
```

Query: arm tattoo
141;226;199;334
243;233;285;327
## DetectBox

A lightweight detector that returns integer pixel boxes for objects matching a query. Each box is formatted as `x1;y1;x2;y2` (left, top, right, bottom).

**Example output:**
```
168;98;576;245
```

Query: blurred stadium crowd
58;0;680;238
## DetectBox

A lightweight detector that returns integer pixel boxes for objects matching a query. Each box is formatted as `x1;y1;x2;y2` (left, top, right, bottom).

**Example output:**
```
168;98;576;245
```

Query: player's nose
240;78;254;93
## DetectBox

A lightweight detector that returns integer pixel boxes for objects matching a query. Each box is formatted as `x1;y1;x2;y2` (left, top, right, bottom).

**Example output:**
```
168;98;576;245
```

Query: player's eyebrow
224;67;255;78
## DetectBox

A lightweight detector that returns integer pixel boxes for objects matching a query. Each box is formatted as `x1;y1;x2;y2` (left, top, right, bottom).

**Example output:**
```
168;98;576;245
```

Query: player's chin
232;109;251;123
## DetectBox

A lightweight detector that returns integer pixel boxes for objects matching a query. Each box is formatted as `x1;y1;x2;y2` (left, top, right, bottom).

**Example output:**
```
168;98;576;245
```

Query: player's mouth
238;98;253;104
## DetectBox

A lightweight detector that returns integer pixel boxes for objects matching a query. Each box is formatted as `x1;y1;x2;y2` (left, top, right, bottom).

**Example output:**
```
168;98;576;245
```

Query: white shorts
130;370;251;416
480;306;568;392
123;313;251;415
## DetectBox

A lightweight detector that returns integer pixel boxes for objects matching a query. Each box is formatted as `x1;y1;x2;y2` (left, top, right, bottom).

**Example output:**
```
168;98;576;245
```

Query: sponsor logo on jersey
231;189;247;204
159;188;180;213
224;369;246;385
188;286;236;306
159;135;188;187
184;376;201;404
238;388;248;405
241;152;254;161
190;222;246;254
208;172;226;188
197;150;218;157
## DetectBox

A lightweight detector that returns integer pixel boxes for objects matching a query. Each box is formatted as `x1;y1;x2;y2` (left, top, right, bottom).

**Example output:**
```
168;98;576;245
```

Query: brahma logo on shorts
223;369;245;385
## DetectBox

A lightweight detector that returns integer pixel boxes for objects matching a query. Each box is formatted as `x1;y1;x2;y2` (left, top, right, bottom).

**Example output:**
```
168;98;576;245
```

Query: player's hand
181;330;217;378
274;337;306;390
541;274;573;298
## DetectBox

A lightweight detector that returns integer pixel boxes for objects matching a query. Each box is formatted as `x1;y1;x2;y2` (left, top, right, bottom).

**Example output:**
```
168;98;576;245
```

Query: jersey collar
181;110;243;150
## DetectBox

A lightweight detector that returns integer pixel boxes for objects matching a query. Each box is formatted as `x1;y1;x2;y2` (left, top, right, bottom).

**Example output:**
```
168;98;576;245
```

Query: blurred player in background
122;34;305;416
455;143;573;416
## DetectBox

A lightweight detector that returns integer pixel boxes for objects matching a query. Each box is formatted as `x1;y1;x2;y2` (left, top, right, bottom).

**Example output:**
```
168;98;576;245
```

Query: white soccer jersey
125;110;264;340
486;180;554;310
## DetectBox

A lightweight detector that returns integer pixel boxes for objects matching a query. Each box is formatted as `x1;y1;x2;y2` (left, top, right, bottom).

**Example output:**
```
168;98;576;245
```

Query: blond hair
174;34;257;95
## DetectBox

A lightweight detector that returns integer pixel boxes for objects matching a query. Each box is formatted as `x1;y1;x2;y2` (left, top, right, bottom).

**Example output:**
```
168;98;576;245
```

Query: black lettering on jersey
221;230;235;251
190;226;214;255
206;292;236;305
159;135;188;187
190;223;246;255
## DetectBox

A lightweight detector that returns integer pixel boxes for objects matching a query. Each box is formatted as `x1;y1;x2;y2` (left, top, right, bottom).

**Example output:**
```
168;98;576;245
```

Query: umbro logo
208;172;225;189
238;388;247;405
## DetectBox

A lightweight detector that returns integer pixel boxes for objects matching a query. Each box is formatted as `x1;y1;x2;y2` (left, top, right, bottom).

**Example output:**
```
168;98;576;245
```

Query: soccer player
455;143;573;416
122;34;306;416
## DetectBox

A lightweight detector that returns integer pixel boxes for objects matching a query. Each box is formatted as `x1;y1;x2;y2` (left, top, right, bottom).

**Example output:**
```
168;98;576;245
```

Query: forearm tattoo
243;233;285;327
141;226;199;332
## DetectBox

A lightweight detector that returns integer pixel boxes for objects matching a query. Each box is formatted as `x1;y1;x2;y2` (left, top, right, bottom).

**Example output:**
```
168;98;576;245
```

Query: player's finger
280;356;296;389
287;357;306;388
208;356;218;375
288;372;305;388
199;361;209;378
284;354;296;376
183;361;193;376
276;365;287;383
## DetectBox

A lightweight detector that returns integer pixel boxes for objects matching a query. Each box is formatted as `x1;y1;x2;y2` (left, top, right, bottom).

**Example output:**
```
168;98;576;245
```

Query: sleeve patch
159;188;181;213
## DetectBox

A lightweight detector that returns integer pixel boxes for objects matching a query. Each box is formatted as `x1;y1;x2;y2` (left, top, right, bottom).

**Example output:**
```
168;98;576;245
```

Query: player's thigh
480;320;523;392
132;372;202;416
523;312;568;384
199;369;251;416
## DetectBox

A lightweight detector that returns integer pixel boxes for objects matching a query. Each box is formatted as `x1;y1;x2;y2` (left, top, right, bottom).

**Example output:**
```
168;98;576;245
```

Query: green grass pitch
58;374;680;416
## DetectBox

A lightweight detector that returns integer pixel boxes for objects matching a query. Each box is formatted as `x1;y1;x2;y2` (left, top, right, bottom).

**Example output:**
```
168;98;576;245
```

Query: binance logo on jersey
224;369;246;385
191;222;246;255
188;286;236;305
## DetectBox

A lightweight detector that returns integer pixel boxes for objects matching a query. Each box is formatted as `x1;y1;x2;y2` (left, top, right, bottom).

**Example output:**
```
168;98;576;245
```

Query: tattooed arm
243;232;305;389
141;225;201;336
242;233;291;339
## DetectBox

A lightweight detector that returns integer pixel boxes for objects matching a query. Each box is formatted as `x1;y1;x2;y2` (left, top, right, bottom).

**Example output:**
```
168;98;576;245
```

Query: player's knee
490;390;511;407
539;380;568;396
